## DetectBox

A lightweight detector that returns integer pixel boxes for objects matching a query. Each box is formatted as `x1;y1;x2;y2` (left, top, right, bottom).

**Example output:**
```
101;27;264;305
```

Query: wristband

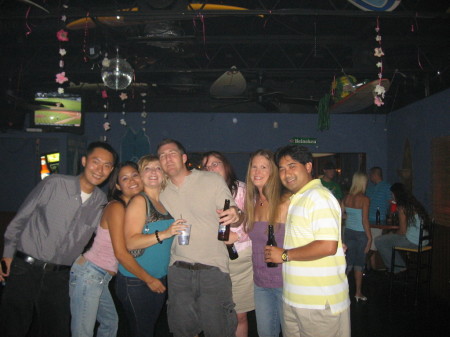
155;230;163;244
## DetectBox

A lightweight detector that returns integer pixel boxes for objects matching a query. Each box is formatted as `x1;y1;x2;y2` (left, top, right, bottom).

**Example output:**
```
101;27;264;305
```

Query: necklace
258;198;266;206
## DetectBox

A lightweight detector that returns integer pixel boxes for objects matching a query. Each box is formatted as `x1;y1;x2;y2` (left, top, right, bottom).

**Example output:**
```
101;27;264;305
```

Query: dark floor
1;270;449;336
116;270;449;337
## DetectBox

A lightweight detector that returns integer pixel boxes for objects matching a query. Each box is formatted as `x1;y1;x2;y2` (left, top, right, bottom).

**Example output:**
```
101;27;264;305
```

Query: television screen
33;92;83;133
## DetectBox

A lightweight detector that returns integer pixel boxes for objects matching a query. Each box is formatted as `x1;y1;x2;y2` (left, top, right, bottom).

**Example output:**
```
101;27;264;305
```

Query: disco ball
101;58;134;90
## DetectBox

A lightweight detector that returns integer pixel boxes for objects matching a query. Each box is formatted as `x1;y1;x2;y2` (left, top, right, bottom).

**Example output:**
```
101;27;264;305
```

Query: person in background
0;141;117;337
375;183;430;273
69;161;143;337
366;166;392;270
266;144;350;337
202;151;254;337
116;155;186;337
157;139;241;337
244;149;291;337
321;161;343;201
342;172;372;302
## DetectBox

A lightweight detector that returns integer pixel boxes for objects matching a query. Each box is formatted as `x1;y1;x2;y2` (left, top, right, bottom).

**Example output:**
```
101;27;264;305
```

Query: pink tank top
84;225;118;273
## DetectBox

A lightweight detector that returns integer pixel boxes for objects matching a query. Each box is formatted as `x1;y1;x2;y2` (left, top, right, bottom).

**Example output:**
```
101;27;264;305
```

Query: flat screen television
31;92;84;134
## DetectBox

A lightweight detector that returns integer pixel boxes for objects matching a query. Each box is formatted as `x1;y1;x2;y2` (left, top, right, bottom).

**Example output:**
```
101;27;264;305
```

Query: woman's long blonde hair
349;171;368;195
244;149;283;233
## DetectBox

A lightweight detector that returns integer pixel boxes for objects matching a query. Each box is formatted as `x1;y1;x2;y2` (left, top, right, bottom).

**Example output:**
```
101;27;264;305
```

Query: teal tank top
119;193;174;279
345;207;364;231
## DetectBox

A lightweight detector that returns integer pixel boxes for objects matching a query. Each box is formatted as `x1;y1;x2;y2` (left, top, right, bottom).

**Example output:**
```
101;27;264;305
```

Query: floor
116;270;449;337
1;270;448;336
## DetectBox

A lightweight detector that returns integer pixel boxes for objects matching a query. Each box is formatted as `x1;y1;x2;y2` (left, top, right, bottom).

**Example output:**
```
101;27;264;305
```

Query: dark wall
386;88;450;211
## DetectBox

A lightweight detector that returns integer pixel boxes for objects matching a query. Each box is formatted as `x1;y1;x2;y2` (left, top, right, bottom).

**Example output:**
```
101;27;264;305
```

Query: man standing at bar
265;144;350;337
366;166;392;270
157;139;241;337
0;141;117;337
320;161;343;201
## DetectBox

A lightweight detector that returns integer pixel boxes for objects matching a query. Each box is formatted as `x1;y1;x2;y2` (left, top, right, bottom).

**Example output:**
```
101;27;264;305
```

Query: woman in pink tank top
69;162;143;337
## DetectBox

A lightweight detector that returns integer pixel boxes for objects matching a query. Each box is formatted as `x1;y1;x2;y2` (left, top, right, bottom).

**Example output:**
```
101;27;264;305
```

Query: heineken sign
289;137;317;145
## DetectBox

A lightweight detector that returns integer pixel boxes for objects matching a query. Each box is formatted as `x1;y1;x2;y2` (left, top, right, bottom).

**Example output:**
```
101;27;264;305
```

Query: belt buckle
24;256;35;264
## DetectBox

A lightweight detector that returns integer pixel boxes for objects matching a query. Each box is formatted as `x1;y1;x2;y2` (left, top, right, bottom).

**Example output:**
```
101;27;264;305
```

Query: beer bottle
266;224;278;268
376;207;381;225
40;156;50;180
218;199;230;241
226;242;239;260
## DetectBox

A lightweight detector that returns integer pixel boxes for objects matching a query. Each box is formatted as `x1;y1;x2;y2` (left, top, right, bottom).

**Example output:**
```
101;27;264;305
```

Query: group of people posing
0;139;429;337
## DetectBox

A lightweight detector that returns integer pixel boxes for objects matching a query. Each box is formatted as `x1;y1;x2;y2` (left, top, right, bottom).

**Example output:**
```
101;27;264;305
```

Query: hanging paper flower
102;57;110;67
59;48;66;56
59;60;64;68
120;119;127;126
375;84;386;98
376;62;382;68
56;29;69;42
103;122;111;131
104;113;108;118
119;92;128;100
102;90;108;99
141;112;148;118
61;15;67;22
56;72;68;84
374;96;384;106
375;35;382;42
374;48;384;57
58;87;64;94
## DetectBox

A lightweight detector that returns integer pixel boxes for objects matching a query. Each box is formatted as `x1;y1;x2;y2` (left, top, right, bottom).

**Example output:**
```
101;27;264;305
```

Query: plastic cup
178;223;192;245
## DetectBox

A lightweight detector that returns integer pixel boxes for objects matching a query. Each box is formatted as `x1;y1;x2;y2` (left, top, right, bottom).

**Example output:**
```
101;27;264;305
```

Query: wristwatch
281;250;289;262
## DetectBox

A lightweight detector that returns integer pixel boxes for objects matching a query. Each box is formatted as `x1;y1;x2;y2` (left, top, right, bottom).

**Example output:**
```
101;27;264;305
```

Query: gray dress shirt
3;174;107;266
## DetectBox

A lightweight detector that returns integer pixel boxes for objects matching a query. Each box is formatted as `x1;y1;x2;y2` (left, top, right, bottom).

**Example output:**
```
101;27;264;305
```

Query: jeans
167;264;237;337
375;233;417;273
254;285;283;337
0;257;70;337
69;258;117;337
115;272;167;337
344;228;368;272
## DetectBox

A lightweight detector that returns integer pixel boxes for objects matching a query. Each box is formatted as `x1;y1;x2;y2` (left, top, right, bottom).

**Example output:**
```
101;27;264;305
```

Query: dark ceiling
1;0;449;127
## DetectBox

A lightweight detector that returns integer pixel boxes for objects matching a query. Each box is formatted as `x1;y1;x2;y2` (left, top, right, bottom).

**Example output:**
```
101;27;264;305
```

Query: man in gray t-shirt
157;139;242;337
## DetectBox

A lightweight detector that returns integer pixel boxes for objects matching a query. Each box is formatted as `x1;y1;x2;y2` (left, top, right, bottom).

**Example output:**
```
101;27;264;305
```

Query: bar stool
389;219;433;305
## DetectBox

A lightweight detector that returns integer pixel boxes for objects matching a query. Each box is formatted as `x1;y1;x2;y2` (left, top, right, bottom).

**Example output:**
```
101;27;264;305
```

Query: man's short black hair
86;141;118;167
274;144;313;167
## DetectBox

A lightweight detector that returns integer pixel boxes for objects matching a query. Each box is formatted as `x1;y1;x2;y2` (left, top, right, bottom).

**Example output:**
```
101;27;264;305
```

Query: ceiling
1;0;449;127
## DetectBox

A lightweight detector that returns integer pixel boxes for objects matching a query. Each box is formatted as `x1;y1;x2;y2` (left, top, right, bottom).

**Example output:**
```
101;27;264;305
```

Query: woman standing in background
202;151;254;337
342;171;372;302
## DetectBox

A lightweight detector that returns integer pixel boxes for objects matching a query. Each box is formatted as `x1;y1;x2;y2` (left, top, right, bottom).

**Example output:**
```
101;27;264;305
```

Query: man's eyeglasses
204;161;223;171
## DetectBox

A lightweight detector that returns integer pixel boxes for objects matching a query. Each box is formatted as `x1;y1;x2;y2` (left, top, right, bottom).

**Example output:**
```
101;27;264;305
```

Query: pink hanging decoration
25;7;32;36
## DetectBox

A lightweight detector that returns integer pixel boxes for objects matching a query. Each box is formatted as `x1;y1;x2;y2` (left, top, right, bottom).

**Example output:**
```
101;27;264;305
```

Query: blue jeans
375;234;417;273
254;285;283;337
115;271;167;337
69;258;117;337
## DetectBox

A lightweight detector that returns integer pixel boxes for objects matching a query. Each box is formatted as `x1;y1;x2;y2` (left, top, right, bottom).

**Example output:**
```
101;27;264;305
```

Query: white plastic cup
178;223;192;245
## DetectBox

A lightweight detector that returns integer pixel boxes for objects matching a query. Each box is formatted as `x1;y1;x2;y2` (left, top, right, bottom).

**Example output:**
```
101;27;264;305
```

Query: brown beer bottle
266;224;278;268
218;199;230;241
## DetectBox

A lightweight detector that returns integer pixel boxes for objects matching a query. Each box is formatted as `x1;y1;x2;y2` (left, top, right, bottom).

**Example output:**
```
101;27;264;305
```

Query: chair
389;219;433;305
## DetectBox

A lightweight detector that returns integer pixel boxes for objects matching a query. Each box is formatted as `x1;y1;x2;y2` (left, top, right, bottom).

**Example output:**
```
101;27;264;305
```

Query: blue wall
386;88;450;211
84;111;388;177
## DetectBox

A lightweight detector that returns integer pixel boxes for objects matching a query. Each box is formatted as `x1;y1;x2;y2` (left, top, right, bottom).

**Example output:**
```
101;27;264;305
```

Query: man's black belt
174;261;215;271
15;251;71;272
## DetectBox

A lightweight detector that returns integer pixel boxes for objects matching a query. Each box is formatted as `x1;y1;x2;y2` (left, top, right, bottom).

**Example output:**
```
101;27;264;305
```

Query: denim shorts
344;228;368;271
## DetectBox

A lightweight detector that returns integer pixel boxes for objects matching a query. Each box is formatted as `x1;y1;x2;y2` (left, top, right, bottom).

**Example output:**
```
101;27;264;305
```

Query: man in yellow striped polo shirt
265;144;350;337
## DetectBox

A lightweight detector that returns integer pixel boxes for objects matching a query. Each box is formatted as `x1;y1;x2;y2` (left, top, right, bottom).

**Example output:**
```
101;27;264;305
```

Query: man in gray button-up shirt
0;141;117;337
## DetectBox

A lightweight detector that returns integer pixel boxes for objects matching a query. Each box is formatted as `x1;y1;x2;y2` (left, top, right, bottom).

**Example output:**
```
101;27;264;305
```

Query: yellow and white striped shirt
283;179;350;314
